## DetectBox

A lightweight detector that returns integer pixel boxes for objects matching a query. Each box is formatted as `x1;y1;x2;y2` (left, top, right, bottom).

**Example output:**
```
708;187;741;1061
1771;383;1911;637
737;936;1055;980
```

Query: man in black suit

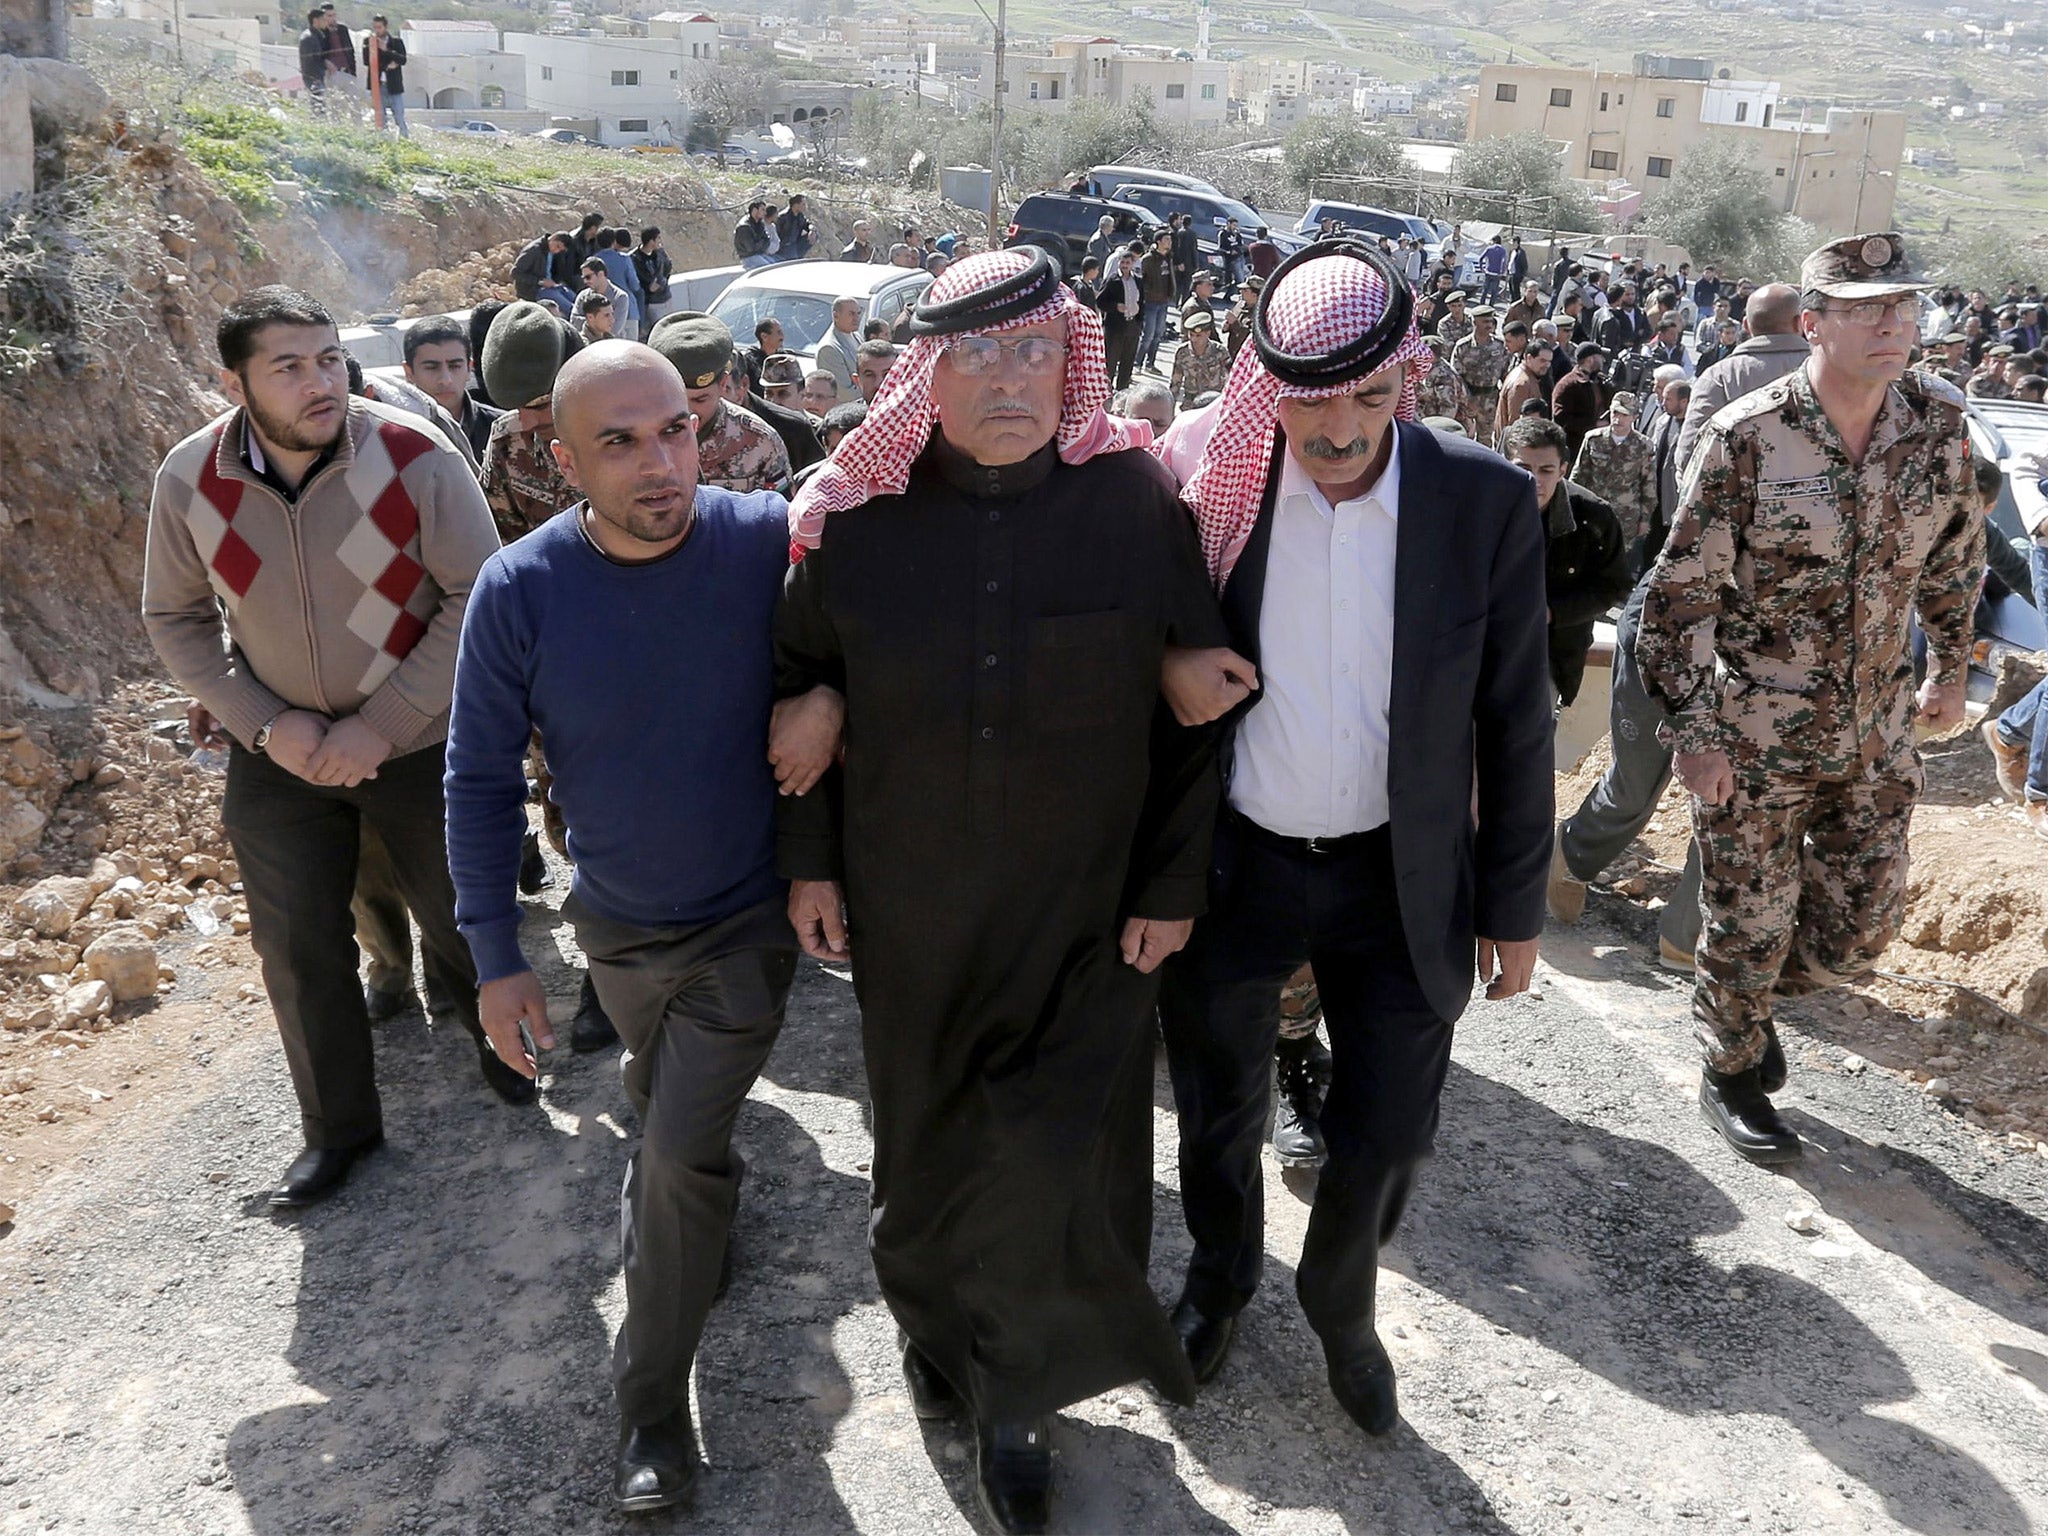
1157;240;1554;1437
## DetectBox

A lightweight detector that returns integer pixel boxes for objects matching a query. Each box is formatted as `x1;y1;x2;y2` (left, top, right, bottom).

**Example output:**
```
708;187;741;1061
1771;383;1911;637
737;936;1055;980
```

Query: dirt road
2;874;2045;1536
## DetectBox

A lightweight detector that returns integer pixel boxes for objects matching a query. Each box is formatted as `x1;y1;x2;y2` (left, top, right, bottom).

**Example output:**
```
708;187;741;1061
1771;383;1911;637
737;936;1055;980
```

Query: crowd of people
137;196;2043;1534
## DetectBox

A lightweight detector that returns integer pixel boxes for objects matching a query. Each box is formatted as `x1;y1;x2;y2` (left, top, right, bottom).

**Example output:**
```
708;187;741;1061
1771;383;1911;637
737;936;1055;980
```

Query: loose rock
82;925;161;1002
58;979;112;1027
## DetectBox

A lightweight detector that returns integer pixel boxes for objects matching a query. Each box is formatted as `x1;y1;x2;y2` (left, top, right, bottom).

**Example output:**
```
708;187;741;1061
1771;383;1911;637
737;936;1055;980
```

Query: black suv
1004;193;1163;277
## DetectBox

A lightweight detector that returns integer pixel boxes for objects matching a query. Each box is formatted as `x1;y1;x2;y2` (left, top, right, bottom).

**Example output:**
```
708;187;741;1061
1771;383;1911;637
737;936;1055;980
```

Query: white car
708;260;933;363
446;120;505;136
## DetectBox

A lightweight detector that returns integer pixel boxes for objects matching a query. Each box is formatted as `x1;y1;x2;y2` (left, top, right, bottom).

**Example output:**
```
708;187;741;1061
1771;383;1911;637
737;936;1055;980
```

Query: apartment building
502;31;687;143
960;36;1228;127
1468;55;1906;235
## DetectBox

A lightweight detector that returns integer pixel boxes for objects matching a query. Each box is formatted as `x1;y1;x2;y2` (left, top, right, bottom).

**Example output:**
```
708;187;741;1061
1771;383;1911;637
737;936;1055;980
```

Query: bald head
550;339;689;444
548;339;699;555
1745;283;1801;338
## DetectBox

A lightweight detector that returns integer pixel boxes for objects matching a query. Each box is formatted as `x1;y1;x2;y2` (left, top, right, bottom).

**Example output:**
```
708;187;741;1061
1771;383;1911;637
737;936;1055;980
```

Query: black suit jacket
1218;421;1555;1021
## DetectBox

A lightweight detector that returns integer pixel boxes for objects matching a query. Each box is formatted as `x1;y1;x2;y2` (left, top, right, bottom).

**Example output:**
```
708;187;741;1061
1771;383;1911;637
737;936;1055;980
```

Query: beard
591;492;695;550
243;387;345;455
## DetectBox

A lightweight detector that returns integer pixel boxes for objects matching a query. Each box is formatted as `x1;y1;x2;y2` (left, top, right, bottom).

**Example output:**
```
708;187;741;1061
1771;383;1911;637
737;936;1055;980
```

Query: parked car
533;128;602;147
1102;182;1301;267
708;261;932;362
1003;193;1163;277
446;120;506;136
1294;200;1445;262
1962;398;2048;702
1083;164;1220;198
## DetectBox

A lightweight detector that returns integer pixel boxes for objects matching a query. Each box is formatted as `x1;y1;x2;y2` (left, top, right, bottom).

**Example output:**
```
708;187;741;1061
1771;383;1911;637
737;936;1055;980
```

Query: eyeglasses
941;336;1068;376
1819;299;1919;328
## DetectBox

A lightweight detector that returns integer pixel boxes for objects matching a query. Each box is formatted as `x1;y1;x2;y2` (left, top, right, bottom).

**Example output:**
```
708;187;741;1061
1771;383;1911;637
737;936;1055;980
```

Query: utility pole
987;0;1006;247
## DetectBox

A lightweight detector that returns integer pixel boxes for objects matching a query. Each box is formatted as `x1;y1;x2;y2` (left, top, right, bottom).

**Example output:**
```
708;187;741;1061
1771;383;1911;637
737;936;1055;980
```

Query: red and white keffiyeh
787;247;1142;560
1181;245;1433;589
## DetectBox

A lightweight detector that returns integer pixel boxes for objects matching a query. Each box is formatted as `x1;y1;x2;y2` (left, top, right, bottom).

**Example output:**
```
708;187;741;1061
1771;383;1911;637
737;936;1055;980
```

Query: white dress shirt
1229;433;1401;838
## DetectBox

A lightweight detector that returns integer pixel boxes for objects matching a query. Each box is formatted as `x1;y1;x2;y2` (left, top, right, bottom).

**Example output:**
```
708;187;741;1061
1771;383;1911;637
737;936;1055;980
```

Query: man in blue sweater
444;339;838;1514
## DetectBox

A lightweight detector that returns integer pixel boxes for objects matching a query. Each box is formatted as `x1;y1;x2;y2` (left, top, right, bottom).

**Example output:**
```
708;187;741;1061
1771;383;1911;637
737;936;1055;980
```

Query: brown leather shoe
2027;801;2048;842
1983;720;2029;802
1546;831;1587;924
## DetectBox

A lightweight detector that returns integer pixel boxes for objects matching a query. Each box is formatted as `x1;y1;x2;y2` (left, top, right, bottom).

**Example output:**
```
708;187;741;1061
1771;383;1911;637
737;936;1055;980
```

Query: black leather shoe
517;830;551;895
1272;1059;1328;1169
570;972;621;1053
1169;1297;1236;1385
613;1407;697;1514
1699;1067;1801;1165
424;976;458;1020
975;1419;1052;1536
903;1342;961;1419
1324;1326;1399;1436
268;1134;383;1208
363;984;418;1024
1758;1021;1788;1096
478;1040;538;1105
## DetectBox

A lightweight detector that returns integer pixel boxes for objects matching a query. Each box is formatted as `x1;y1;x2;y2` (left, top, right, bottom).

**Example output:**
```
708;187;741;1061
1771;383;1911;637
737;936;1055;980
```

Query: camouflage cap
1609;390;1640;415
648;313;735;389
1421;415;1466;436
1240;274;1266;291
1987;343;2016;357
481;301;570;410
1800;231;1929;301
759;351;806;386
1468;304;1497;318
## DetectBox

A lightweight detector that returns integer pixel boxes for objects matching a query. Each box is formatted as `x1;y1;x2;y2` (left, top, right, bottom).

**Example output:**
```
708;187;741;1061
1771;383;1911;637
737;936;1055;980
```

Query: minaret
1196;0;1210;59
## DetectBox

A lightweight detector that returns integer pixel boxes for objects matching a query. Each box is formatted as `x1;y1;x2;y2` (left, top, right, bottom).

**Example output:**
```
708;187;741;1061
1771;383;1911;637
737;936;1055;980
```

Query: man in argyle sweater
143;287;533;1210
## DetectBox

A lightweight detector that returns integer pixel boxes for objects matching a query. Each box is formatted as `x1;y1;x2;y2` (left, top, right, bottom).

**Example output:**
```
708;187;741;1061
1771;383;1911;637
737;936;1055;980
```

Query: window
1200;82;1217;100
1549;87;1572;107
614;69;641;86
1166;82;1185;99
1495;82;1517;102
1762;104;1773;126
1048;78;1059;99
1589;149;1618;171
669;68;678;78
619;118;649;132
1647;156;1672;178
540;65;553;80
1774;166;1785;176
1599;91;1608;111
1028;80;1039;98
1734;101;1748;122
1655;96;1674;118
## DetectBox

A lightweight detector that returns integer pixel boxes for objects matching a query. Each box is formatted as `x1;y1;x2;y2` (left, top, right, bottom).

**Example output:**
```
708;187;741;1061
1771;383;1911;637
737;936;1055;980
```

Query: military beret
482;301;570;410
1988;343;2016;357
648;312;735;389
1467;304;1496;318
759;351;805;386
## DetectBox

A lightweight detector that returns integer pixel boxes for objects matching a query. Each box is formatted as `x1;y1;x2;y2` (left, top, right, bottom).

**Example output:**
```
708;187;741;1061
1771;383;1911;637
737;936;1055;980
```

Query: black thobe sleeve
773;550;846;883
1123;499;1231;923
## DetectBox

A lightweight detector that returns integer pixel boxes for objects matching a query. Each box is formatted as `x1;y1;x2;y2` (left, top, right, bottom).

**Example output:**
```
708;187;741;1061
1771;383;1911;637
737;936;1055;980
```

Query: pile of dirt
1552;723;2048;1152
391;237;523;316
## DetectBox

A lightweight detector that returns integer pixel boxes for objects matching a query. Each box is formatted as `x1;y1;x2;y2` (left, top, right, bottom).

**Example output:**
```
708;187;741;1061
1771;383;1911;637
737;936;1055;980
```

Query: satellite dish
770;122;797;149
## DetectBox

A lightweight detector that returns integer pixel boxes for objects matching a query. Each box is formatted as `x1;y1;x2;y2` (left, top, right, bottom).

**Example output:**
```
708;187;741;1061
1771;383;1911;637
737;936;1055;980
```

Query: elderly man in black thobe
1157;240;1554;1437
773;247;1222;1535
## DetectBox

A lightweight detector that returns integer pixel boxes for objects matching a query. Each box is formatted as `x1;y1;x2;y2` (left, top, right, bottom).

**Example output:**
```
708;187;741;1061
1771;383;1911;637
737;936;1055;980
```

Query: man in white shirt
1156;240;1553;1439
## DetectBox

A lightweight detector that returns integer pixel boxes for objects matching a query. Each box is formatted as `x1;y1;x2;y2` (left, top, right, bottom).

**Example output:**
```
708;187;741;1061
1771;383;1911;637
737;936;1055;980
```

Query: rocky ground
0;801;2045;1535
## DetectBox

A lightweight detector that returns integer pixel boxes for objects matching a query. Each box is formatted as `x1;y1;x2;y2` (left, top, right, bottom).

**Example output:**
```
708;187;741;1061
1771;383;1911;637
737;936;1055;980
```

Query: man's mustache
1299;436;1370;461
981;403;1037;419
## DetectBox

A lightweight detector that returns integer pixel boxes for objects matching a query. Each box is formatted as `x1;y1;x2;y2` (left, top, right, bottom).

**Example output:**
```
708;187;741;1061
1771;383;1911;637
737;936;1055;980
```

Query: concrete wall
1;0;65;58
0;56;32;203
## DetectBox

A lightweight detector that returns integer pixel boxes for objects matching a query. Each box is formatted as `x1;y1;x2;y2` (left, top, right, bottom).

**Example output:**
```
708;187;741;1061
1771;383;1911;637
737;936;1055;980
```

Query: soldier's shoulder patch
1899;367;1968;415
1710;375;1797;437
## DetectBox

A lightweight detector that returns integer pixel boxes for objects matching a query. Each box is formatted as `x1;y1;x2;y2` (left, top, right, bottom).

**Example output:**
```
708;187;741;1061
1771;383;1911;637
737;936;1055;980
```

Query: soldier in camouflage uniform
478;301;579;544
1448;306;1509;441
1434;290;1472;348
1967;343;2014;399
1931;332;1971;390
1570;391;1656;558
646;311;791;496
1635;232;1982;1166
1415;335;1467;423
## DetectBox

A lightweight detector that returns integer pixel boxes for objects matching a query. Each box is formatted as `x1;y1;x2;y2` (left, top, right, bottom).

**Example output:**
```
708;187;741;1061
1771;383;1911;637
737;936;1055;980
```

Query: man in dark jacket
1550;342;1611;461
773;194;814;262
297;9;330;109
362;15;407;135
1099;248;1143;389
511;232;563;303
1139;228;1177;372
1594;285;1650;355
631;227;673;339
733;202;774;268
1502;416;1633;704
319;3;356;101
1170;213;1200;301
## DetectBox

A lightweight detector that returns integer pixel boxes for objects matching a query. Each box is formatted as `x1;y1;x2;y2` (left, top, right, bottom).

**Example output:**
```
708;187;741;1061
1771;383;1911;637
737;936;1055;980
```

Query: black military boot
613;1404;697;1513
517;829;551;895
1757;1019;1788;1095
901;1339;960;1420
570;971;621;1053
1699;1065;1801;1165
1271;1032;1331;1169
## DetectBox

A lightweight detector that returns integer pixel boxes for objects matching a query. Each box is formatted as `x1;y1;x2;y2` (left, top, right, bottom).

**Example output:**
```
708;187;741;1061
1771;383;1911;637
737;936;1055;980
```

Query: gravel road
2;877;2045;1536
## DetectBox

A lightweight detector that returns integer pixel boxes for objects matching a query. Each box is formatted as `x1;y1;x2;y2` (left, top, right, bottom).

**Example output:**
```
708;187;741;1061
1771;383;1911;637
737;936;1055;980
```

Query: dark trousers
571;894;798;1425
222;743;484;1150
352;821;413;996
1159;818;1452;1342
1105;324;1140;390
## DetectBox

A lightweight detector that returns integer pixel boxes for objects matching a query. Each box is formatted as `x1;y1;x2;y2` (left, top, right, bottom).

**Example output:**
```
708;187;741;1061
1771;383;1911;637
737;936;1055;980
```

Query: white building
401;19;527;113
646;11;719;63
961;36;1228;127
1353;80;1414;117
501;32;687;142
867;55;919;90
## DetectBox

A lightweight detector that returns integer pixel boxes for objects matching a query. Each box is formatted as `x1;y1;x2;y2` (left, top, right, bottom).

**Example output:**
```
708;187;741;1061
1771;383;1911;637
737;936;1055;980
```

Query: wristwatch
252;714;281;754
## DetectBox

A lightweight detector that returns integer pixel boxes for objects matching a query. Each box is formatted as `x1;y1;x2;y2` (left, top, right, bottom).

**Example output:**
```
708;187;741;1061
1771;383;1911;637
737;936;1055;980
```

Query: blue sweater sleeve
445;554;539;983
